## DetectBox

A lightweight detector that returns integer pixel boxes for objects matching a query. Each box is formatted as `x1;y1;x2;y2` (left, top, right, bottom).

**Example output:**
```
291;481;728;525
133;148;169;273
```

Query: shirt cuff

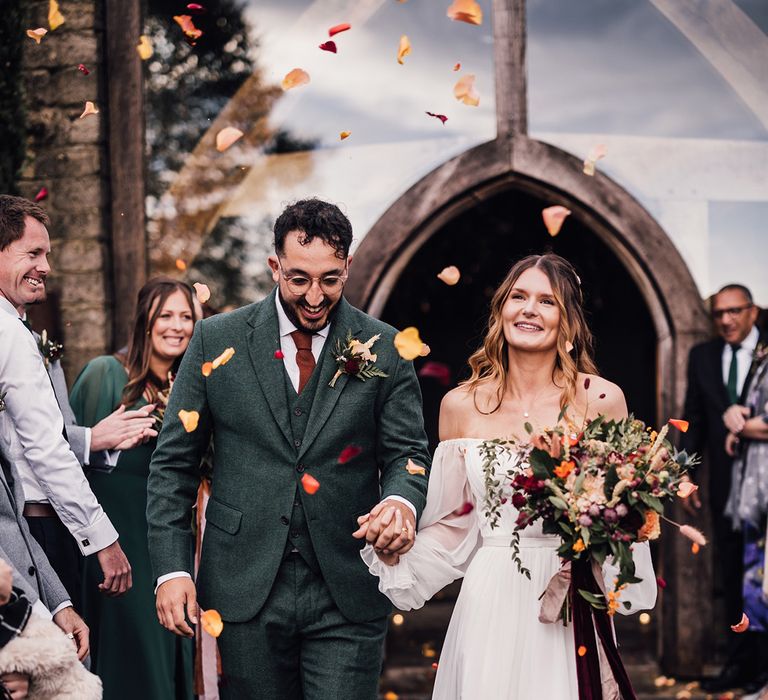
104;449;121;467
83;427;92;465
155;571;192;594
32;599;53;620
75;512;119;555
380;496;417;520
50;600;73;617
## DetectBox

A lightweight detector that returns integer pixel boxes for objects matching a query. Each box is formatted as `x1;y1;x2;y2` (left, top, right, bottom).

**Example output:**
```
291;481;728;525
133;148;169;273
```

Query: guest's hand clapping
90;404;158;452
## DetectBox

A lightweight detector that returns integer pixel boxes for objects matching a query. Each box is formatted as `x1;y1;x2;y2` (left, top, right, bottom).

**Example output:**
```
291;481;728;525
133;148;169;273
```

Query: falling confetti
691;542;700;554
282;68;310;90
425;111;448;124
77;63;90;75
79;101;99;119
27;28;48;44
453;62;461;71
406;458;426;476
447;0;483;25
201;362;213;377
656;576;667;589
577;645;587;657
397;35;411;64
418;361;451;387
137;35;153;60
639;612;651;625
432;663;439;670
211;347;235;369
668;419;689;432
338;445;362;464
200;609;223;637
437;265;461;285
542;205;571;237
178;409;200;433
394;327;426;360
186;2;205;13
453;74;479;106
453;501;474;516
339;131;351;140
583;143;607;176
383;693;398;700
34;187;48;202
328;23;351;37
301;473;320;494
730;613;750;633
193;282;211;304
48;0;65;30
175;258;187;271
274;349;285;360
215;126;244;152
319;40;337;53
174;15;203;43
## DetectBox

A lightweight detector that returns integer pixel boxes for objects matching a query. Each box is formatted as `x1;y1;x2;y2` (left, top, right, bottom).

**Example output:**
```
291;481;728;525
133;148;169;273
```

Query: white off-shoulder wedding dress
362;439;658;699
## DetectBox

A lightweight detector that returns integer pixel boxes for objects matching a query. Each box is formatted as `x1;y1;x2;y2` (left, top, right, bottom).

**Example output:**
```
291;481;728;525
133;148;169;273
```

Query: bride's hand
376;551;400;566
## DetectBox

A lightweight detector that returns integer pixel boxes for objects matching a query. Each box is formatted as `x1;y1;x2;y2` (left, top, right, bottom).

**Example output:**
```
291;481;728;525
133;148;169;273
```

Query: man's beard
278;291;340;334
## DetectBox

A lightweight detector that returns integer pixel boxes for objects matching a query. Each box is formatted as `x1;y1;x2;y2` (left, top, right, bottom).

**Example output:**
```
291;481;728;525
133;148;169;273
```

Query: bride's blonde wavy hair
462;253;597;414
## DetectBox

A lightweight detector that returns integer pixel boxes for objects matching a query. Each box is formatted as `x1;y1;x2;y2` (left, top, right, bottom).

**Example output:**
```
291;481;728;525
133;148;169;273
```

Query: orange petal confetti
282;68;310;90
677;481;699;498
201;362;213;377
328;23;351;37
48;0;65;30
178;409;200;433
432;662;439;670
691;542;700;554
200;609;223;637
437;265;461;285
680;524;707;546
420;344;431;357
383;693;398;700
397;35;411;65
137;35;153;60
339;131;351;140
669;419;689;433
77;63;90;75
406;458;426;476
447;0;483;25
426;111;448;124
577;645;587;657
542;205;571;237
174;15;203;43
193;282;211;304
301;473;320;495
394;327;425;360
34;187;48;202
79;101;99;119
453;74;479;106
212;347;235;369
319;40;337;53
215;126;244;152
175;258;187;271
453;62;461;71
27;28;48;44
338;445;362;464
582;143;607;176
730;612;750;633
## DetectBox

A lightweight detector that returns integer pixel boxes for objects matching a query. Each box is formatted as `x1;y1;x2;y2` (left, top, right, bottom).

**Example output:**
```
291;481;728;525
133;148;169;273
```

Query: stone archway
345;134;712;675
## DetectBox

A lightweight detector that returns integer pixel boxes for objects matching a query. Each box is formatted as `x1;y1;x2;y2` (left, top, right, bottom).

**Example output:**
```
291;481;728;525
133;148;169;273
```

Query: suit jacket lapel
245;290;293;449
708;339;731;407
298;299;361;460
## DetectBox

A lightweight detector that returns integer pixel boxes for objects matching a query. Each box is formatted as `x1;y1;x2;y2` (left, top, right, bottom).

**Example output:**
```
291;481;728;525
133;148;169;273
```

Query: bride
361;253;657;699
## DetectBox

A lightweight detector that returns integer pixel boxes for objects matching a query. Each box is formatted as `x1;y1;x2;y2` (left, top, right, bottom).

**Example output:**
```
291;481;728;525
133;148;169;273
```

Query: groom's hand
353;500;415;556
156;578;198;638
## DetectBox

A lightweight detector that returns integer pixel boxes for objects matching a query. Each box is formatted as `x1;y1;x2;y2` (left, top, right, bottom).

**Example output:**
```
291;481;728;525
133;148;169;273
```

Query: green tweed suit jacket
146;290;431;623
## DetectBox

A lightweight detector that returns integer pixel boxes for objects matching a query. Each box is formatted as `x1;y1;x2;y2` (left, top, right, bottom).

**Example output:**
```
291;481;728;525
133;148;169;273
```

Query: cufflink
81;538;90;547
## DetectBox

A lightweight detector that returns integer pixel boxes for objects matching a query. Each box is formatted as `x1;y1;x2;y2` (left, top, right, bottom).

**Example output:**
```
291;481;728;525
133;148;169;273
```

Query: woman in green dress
70;277;197;699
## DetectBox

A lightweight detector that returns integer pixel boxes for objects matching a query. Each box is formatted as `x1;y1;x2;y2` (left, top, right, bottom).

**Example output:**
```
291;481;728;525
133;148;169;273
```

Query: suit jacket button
28;566;35;576
294;439;302;447
280;516;289;525
294;408;303;417
296;464;305;473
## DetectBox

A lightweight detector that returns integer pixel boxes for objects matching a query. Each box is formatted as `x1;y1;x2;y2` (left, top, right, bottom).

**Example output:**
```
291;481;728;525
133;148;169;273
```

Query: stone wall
19;0;112;381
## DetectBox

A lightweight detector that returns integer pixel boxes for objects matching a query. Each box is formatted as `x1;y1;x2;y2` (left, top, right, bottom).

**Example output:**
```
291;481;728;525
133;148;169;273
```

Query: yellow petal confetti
215;126;244;152
48;0;65;30
79;101;99;119
397;35;411;65
193;282;210;304
136;35;153;60
582;143;607;176
453;74;479;106
339;131;351;140
27;28;48;44
201;362;213;377
542;205;571;237
282;68;310;90
406;459;426;476
200;609;223;637
178;409;200;433
447;0;483;25
394;327;425;360
211;347;235;369
437;266;461;285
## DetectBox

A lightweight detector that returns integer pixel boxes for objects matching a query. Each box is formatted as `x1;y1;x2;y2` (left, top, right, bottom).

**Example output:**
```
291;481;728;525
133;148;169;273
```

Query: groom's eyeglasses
711;304;752;320
278;265;348;296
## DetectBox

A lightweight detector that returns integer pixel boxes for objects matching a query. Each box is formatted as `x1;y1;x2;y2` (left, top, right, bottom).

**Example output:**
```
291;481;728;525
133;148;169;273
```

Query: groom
147;198;431;699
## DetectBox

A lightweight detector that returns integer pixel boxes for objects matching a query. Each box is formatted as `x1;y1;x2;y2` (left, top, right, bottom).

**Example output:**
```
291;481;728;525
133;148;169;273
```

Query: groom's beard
278;290;341;334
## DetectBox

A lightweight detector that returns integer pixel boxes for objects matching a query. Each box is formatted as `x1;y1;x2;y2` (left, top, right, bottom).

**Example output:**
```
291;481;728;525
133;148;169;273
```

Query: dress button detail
28;566;35;576
280;516;289;525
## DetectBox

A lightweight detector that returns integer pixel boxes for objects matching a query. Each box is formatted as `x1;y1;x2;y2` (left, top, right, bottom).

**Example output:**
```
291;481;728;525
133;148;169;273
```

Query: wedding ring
66;632;75;639
401;527;408;534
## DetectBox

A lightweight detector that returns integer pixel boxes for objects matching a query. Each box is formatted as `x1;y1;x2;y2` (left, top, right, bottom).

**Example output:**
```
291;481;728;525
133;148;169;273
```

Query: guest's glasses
278;264;348;295
711;304;752;320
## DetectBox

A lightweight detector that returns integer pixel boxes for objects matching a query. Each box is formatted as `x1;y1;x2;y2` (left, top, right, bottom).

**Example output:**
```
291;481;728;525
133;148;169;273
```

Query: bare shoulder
577;373;628;420
439;385;475;440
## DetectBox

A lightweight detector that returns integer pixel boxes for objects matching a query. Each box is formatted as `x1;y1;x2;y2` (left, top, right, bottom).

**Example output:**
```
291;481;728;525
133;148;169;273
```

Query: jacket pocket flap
205;498;243;535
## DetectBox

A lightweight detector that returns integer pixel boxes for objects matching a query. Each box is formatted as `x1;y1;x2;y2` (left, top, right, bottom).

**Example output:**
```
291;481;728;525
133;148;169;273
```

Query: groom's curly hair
273;198;353;260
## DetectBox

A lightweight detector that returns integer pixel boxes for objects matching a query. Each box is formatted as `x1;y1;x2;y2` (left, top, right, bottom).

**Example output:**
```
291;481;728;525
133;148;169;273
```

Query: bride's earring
565;340;574;354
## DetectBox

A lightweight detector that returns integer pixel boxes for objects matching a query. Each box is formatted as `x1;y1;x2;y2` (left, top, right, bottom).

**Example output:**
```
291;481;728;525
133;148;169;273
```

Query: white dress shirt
0;296;118;556
722;325;759;400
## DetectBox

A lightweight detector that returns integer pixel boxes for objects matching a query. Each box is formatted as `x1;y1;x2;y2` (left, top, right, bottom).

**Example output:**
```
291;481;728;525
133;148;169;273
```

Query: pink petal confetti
679;524;707;546
27;28;48;44
77;63;90;75
215;126;244;152
583;143;607;176
274;349;285;360
328;23;351;37
437;265;460;285
34;187;48;202
731;613;750;633
282;68;310;90
319;40;337;53
453;74;479;106
186;3;206;14
193;282;210;304
426;111;448;124
677;481;699;499
79;101;99;119
453;501;474;516
406;459;426;476
418;361;451;387
542;205;571;236
338;445;362;464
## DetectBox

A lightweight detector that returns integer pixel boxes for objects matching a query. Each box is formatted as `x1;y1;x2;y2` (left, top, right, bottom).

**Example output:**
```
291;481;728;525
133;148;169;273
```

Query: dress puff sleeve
360;440;480;610
603;540;658;615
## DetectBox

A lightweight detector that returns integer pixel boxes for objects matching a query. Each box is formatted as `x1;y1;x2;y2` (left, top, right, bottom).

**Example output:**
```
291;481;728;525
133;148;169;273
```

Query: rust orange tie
290;330;316;394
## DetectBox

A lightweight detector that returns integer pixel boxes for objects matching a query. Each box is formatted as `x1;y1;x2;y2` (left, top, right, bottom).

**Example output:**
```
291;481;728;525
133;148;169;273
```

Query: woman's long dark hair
117;277;196;406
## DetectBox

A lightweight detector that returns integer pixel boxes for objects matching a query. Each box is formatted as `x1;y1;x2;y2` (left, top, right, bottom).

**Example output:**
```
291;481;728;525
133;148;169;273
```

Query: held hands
723;404;750;435
156;578;198;638
90;404;158;452
52;606;90;661
352;500;416;566
725;431;740;457
96;541;132;595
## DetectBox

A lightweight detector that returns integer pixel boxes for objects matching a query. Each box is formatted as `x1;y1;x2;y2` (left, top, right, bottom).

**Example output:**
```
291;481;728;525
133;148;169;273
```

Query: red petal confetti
432;663;439;670
577;645;587;657
656;576;667;589
426;111;448;124
599;393;606;399
274;349;285;360
542;205;571;236
584;377;591;390
338;445;362;464
186;3;205;13
731;613;750;633
669;419;689;433
34;187;48;202
418;361;451;387
319;40;337;53
328;23;351;37
453;62;461;71
301;473;320;495
453;501;474;516
77;63;90;75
